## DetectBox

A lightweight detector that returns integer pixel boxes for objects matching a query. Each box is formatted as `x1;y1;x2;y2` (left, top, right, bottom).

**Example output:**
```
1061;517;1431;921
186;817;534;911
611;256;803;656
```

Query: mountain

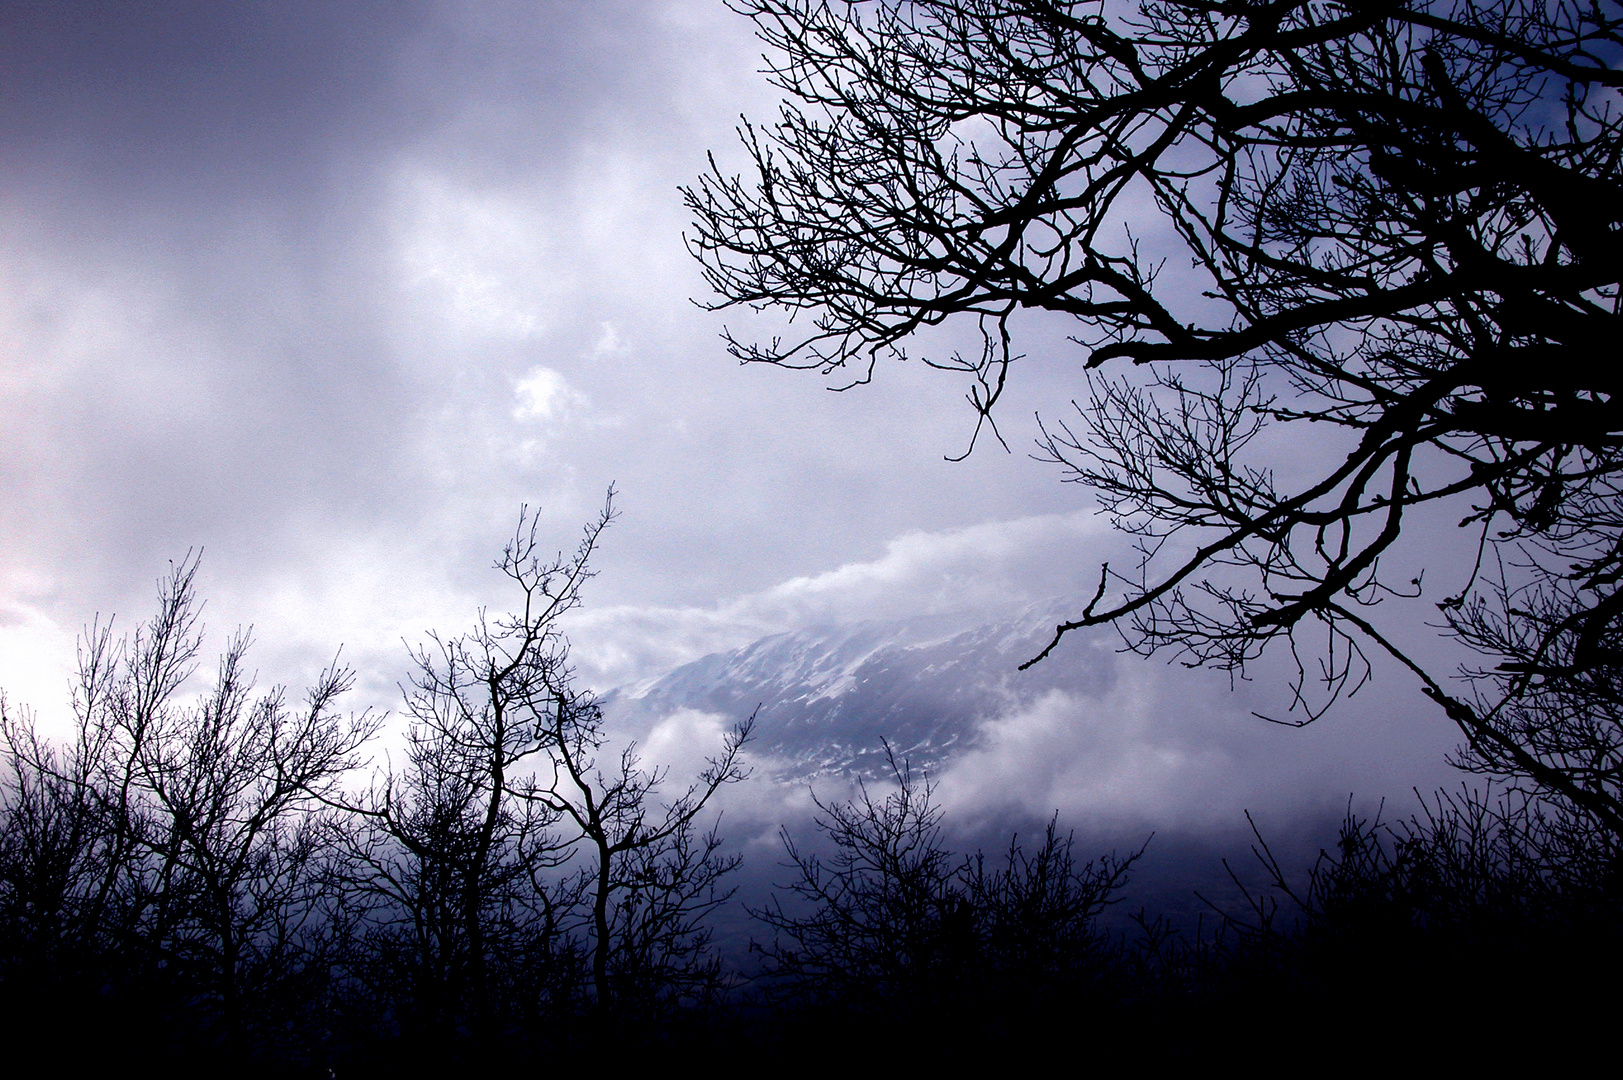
598;599;1120;780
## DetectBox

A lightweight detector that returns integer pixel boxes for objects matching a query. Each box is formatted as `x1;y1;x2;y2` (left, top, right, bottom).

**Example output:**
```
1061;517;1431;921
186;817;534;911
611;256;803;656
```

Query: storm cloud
1;2;1471;835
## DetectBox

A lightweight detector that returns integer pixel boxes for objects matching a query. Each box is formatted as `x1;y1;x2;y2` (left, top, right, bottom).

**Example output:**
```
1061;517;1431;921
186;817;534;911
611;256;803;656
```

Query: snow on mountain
598;599;1120;780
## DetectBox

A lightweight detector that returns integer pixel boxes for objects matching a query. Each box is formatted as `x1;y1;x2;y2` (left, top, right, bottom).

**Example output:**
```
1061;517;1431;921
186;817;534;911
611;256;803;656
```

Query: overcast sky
0;0;1469;830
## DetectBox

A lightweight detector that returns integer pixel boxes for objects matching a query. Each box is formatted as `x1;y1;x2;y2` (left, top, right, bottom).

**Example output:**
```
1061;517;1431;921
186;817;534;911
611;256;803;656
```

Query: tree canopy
686;1;1623;828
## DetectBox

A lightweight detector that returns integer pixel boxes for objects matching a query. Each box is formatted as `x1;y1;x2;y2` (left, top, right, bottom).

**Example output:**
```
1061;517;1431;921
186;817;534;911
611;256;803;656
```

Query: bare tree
2;500;750;1059
528;685;753;1016
330;502;612;1051
0;555;376;1056
0;696;102;1011
686;1;1623;828
753;748;956;1016
1199;784;1621;1053
324;694;579;1055
753;745;1137;1031
332;493;751;1044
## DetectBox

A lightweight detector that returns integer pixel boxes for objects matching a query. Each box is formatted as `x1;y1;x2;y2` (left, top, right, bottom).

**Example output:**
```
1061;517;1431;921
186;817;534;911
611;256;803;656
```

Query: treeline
744;756;1621;1064
2;518;1619;1068
0;506;749;1069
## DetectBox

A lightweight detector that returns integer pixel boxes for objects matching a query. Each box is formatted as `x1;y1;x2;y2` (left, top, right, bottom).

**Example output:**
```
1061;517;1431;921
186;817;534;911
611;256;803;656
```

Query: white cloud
636;706;735;780
565;509;1121;687
394;169;558;342
936;679;1236;832
0;597;77;739
748;511;1110;624
588;322;627;359
513;366;586;422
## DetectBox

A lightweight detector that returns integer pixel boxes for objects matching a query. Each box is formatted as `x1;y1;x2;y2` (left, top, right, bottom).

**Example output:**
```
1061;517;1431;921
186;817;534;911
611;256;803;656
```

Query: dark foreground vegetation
2;520;1618;1069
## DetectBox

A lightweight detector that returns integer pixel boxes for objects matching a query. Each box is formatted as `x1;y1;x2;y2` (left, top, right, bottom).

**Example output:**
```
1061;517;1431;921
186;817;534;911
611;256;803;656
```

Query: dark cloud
0;1;1480;837
0;0;433;203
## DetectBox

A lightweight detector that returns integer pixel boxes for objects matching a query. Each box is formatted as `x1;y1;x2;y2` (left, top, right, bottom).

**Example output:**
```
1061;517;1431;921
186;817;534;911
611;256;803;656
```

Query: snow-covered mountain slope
598;599;1120;780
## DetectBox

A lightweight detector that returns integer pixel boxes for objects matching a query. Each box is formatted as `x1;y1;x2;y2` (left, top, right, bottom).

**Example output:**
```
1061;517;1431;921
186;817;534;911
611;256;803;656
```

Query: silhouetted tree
329;494;750;1054
753;749;959;1019
0;556;376;1060
1;504;756;1064
687;1;1623;829
528;678;752;1020
0;696;104;1025
964;815;1140;1024
753;745;1137;1038
1181;786;1623;1063
330;506;605;1055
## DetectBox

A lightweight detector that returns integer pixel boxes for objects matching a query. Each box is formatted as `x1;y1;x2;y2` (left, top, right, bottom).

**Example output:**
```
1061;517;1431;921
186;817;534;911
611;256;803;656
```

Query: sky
0;0;1471;834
